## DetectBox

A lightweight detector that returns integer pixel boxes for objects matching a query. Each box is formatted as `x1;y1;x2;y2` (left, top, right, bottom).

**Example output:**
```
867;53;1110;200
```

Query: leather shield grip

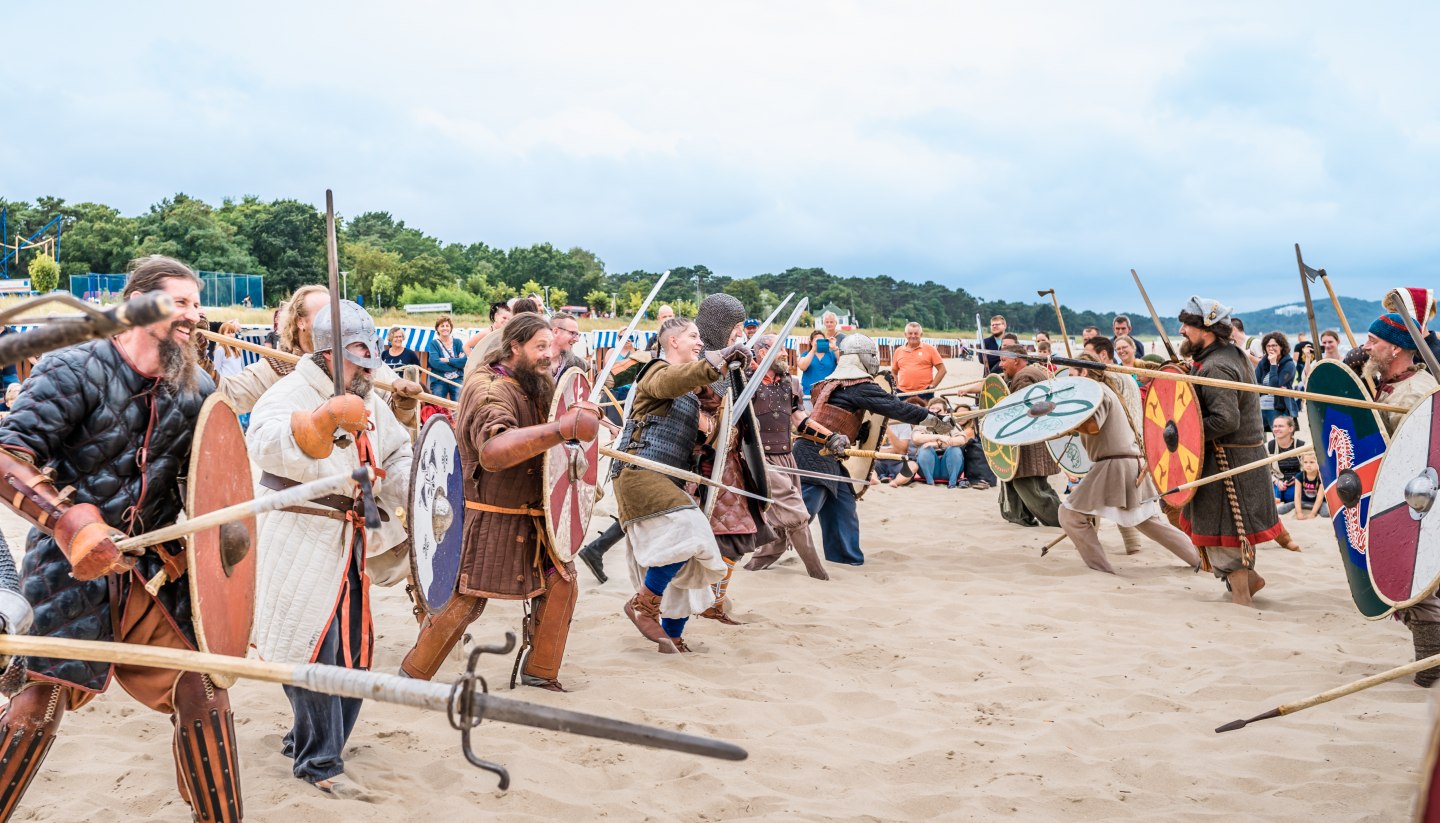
54;504;133;580
479;421;564;472
0;448;73;533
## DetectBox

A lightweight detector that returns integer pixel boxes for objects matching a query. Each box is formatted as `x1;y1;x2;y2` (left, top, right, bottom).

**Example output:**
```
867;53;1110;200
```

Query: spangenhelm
830;333;880;380
312;299;384;370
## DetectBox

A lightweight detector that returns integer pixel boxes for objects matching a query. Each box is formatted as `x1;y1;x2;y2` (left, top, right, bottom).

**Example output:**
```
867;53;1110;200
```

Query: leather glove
704;342;750;372
54;503;136;580
291;394;369;459
825;432;852;455
924;413;956;435
558;401;602;442
392;378;424;397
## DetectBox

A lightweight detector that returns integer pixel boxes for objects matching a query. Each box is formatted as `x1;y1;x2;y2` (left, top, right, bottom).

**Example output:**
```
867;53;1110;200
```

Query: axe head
1037;289;1054;297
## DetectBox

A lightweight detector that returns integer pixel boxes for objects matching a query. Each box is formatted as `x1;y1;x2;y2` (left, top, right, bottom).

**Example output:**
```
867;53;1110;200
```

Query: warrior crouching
401;315;601;690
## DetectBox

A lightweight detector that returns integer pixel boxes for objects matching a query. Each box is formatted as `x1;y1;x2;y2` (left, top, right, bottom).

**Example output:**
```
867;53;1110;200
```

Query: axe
1292;244;1323;354
1036;289;1073;357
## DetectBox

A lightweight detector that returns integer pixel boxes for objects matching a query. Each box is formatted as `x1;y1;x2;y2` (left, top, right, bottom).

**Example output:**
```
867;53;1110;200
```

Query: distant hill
1232;296;1383;338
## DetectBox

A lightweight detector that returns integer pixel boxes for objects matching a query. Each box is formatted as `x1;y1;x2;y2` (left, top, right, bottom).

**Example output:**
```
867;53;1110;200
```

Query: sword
0;633;747;791
732;298;809;413
1130;268;1181;363
741;292;793;349
324;190;345;399
588;272;670;405
599;445;773;503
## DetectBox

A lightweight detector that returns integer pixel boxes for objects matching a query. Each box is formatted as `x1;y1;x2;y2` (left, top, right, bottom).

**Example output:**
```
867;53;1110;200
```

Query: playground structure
0;207;62;287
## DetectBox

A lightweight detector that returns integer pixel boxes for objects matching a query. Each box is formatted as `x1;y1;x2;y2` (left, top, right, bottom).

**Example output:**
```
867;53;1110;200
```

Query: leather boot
172;672;243;823
401;595;488;680
700;604;743;625
1413;621;1440;687
624;587;678;654
520;571;579;690
0;682;65;822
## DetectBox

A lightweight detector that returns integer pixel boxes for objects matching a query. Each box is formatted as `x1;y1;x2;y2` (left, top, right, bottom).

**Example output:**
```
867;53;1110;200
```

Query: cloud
4;1;1439;312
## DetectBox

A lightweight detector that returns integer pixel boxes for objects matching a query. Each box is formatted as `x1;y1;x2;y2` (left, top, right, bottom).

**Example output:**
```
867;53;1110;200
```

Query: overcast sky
3;2;1436;311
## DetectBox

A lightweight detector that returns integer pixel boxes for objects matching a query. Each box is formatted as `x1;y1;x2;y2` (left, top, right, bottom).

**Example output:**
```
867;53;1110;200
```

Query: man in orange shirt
892;322;946;397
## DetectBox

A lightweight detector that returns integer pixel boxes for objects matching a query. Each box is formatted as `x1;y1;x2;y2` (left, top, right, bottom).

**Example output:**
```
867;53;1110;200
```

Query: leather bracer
480;422;565;472
0;447;77;534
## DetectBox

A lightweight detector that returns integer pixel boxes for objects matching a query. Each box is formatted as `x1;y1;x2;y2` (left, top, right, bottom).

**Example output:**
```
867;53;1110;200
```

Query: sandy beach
0;357;1429;822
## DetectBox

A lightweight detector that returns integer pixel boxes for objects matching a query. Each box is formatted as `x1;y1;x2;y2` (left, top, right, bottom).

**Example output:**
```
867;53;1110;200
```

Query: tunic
1178;339;1283;552
1376;366;1438;433
1064;386;1158;527
455;366;565;600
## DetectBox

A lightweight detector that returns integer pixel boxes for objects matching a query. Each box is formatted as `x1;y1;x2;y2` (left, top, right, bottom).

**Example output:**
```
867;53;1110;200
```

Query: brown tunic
1007;364;1060;479
455;365;561;600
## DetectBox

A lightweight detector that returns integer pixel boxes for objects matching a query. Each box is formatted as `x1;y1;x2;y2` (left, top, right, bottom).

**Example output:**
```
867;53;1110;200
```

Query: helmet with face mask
829;333;880;380
312;299;384;370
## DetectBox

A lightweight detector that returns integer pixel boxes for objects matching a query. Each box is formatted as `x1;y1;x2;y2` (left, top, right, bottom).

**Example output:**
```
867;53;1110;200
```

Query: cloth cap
1383;288;1436;333
696;293;746;350
312;299;383;369
1180;296;1232;327
1370;313;1417;350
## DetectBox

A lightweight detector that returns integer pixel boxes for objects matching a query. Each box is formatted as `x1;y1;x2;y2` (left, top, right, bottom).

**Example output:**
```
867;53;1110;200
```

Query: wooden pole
1147;445;1314;501
1130;268;1181;362
1039;289;1073;357
198;328;457;410
599;446;771;502
1216;651;1440;732
1295;244;1322;353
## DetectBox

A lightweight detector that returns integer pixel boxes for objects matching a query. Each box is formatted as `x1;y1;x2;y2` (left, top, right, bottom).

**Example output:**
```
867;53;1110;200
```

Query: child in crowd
1291;452;1328;519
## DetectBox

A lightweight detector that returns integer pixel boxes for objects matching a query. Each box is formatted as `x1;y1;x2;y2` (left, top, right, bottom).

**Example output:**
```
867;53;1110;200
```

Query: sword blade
588;272;671;404
765;462;867;487
599;446;772;503
324;189;344;398
733;298;809;413
742;292;793;349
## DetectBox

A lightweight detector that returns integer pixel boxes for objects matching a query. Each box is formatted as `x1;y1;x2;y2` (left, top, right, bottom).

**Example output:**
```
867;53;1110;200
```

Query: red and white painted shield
1367;388;1440;607
544;367;599;563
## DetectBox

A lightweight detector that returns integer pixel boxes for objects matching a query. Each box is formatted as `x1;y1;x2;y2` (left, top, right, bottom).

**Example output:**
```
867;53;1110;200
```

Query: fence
68;271;265;307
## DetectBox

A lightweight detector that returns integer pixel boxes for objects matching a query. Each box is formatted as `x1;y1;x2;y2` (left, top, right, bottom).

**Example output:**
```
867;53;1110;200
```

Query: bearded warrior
794;334;936;566
247;300;413;791
0;256;242;821
401;314;601;690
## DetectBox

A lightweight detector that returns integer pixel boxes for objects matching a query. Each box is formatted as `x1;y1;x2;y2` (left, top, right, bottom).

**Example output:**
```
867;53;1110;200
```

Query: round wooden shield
1305;360;1393;620
186;393;256;688
980;377;1102;447
1143;368;1204;507
1046;368;1094;477
408;415;463;615
979;374;1018;482
846;373;891;500
1366;387;1440;608
544;367;600;563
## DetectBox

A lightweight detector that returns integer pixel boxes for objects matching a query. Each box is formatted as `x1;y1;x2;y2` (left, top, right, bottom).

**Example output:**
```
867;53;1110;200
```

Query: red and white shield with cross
544;367;600;563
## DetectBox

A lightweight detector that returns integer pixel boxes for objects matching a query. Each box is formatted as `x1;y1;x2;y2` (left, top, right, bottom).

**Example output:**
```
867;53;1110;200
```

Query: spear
197;329;457;409
599;445;772;503
1130;268;1180;362
1141;445;1314;504
985;349;1406;415
1215;652;1440;732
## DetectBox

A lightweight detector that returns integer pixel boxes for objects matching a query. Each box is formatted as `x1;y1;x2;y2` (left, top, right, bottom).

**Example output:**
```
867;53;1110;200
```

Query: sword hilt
354;468;381;530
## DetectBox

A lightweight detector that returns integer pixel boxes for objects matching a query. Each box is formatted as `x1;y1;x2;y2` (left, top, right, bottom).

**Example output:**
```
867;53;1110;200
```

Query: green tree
342;240;403;302
372;272;396;310
28;254;60;293
135;194;260;275
249;199;326;299
57;202;138;276
549;287;568;309
584;288;610;314
398;253;454;290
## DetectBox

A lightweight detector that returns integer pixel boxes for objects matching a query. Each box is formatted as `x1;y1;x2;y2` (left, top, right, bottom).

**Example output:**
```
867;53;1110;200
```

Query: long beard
514;357;556;409
156;332;199;394
310;353;373;398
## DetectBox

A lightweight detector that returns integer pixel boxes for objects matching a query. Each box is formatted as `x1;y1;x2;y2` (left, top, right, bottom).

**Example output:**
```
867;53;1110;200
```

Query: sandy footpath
0;357;1429;822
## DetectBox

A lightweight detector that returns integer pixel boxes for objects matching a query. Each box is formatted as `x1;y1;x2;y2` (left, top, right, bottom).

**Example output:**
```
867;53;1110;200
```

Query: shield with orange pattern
1143;367;1203;507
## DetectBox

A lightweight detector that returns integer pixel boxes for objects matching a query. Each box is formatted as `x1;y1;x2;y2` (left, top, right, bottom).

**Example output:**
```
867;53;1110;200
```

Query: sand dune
0;359;1429;821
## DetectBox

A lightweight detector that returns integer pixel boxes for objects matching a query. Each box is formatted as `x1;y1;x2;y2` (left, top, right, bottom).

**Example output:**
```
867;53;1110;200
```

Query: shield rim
543;367;599;563
979;374;1018;482
407;414;463;615
1143;370;1205;508
1366;386;1440;608
1045;368;1094;477
186;392;256;689
846;373;891;500
1305;359;1394;621
980;376;1103;447
703;392;735;517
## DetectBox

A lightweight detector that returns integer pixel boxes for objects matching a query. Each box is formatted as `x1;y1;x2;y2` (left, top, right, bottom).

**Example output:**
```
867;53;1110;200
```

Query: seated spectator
1292;452;1329;519
1268;415;1307;511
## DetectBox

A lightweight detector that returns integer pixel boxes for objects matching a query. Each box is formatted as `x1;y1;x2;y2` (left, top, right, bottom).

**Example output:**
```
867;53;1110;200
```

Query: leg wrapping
0;683;64;823
172;672;243;823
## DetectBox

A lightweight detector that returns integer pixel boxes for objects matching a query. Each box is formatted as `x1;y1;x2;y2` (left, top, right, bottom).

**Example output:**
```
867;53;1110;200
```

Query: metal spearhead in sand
1215;652;1440;733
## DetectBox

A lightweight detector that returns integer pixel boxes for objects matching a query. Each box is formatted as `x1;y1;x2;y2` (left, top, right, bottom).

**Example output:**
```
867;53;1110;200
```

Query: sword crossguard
448;631;518;790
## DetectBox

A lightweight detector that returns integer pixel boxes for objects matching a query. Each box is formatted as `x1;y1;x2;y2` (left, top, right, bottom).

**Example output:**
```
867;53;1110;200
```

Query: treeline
0;194;1139;333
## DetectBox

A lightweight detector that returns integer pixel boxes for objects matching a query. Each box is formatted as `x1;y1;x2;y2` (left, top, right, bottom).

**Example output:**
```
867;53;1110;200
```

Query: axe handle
198;329;458;409
1317;273;1357;349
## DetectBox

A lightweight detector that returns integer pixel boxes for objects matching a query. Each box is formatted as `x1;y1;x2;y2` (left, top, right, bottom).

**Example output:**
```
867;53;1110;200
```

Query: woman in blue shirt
798;329;836;406
424;315;467;402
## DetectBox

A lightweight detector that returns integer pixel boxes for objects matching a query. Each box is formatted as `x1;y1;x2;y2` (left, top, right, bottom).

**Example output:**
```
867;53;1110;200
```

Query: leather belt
465;500;544;517
260;471;389;522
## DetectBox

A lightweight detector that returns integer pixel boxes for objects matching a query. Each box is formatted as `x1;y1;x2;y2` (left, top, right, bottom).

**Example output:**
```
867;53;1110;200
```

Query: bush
29;255;60;293
397;284;485;315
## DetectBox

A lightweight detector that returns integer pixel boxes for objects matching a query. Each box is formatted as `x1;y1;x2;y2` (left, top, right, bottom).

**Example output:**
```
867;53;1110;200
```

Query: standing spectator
656;304;676;324
1255;331;1299;431
820;311;847;346
211;320;246;379
1112;315;1146;356
982;315;1006;374
264;308;281;349
892;322;947;397
425;314;467;402
380;326;421;371
799;329;836;403
1267;415;1307;513
1232;318;1261;366
1293;340;1316;393
1081;325;1099;342
550;311;588;376
1033;331;1051;350
0;327;19;389
1113;335;1139;371
1319;329;1344;361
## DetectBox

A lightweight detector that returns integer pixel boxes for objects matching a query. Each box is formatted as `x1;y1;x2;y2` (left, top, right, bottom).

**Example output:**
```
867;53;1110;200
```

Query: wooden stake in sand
0;633;747;789
1215;653;1440;733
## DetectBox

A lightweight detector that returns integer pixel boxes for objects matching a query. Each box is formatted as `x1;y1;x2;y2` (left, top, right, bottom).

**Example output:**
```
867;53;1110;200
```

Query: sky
2;1;1437;312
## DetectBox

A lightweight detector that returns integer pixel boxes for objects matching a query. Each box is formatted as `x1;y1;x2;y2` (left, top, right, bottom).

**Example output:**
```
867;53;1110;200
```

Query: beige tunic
1063;386;1158;527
